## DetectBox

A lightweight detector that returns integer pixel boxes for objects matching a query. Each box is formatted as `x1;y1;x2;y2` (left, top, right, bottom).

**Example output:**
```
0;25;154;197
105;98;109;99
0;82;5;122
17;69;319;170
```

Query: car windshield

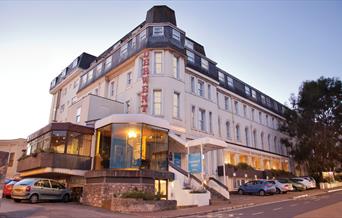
15;179;35;186
8;181;16;185
278;179;288;183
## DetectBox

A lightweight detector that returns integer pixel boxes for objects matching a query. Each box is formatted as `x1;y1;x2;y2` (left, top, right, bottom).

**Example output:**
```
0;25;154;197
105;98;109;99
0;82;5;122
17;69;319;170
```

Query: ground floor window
155;179;168;199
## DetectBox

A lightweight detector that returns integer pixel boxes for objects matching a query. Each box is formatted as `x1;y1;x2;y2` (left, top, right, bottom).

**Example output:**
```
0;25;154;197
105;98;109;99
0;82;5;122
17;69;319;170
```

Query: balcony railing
17;152;91;172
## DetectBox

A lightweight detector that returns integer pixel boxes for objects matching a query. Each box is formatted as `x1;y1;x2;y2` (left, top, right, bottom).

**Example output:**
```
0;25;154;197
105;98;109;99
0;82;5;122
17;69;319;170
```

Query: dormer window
71;58;78;68
201;58;209;70
105;56;112;70
140;29;147;41
113;42;120;50
61;69;67;78
96;63;102;75
227;76;234;87
185;39;194;50
120;43;128;57
186;50;194;63
218;71;225;83
131;37;136;48
245;86;251;96
261;95;266;104
252;90;257;99
87;70;94;81
172;29;180;41
153;26;164;36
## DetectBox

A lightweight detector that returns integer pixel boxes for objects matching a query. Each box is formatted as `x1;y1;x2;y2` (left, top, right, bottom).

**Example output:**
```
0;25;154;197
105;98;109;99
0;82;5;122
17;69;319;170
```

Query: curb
292;194;308;199
327;188;342;193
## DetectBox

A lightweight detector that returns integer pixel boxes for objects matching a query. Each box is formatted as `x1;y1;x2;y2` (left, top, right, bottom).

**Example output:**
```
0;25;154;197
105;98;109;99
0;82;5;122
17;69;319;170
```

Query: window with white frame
191;105;196;128
186;50;195;63
120;43;128;57
105;56;112;70
201;58;209;70
81;74;87;86
190;76;195;92
253;130;257;147
172;55;179;79
185;39;194;49
209;111;213;134
259;111;262;123
236;125;241;141
227;76;234;87
127;72;132;86
266;97;271;107
266;114;269;126
245;127;250;146
173;92;180;118
153;90;162;115
234;101;239;114
61;69;67;78
154;52;162;74
251;108;255;121
198;108;206;131
110;81;115;97
243;105;247;117
224;96;230;110
76;107;81;123
245;86;251;96
172;29;180;41
198;80;205;97
207;84;212;100
140;29;147;41
218;71;225;83
226;121;231;139
153;26;164;36
267;134;271;151
260;132;264;149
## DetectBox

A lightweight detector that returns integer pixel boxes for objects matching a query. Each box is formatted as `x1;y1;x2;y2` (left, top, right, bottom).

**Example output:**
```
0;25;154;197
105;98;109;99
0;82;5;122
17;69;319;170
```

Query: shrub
236;163;255;171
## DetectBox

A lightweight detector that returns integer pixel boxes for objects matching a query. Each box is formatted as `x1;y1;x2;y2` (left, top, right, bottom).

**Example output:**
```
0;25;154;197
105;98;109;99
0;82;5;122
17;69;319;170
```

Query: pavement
0;188;341;218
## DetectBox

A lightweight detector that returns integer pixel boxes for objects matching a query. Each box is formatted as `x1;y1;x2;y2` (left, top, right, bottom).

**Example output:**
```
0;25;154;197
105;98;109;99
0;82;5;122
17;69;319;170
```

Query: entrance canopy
186;137;228;153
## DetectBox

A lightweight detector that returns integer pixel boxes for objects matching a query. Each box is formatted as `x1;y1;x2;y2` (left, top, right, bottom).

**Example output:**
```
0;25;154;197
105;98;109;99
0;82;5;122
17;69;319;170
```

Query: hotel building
18;6;292;207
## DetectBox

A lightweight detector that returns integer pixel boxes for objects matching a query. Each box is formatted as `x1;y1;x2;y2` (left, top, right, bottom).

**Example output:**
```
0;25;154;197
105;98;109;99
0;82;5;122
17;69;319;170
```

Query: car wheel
29;194;39;204
283;191;287;194
238;189;244;195
259;190;265;196
14;199;21;203
62;194;70;203
276;188;281;194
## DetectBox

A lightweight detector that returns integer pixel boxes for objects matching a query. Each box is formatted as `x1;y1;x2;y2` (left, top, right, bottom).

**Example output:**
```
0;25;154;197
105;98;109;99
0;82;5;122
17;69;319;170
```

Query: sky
0;0;341;139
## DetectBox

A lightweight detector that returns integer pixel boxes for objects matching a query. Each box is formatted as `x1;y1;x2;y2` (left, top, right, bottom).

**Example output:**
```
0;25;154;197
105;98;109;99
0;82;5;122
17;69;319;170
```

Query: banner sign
141;51;150;113
188;153;202;174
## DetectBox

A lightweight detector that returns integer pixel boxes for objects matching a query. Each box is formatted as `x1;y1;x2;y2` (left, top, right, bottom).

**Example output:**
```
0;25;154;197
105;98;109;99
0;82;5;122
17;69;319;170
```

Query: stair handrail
168;161;204;186
208;176;229;191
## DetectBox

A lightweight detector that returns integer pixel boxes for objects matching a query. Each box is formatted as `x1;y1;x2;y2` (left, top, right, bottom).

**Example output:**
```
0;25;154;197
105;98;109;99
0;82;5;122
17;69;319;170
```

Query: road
0;200;135;218
183;191;342;218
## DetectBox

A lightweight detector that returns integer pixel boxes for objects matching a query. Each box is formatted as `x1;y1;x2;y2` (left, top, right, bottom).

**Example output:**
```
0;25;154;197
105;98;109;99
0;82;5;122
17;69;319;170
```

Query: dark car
238;180;276;196
11;178;71;203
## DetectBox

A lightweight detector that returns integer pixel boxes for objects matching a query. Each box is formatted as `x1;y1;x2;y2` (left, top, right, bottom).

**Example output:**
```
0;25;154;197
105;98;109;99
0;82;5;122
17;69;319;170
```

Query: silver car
274;179;294;194
11;178;71;203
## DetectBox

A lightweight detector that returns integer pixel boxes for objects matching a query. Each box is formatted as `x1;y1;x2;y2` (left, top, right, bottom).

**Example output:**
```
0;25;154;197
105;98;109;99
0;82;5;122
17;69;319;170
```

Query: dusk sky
0;1;341;139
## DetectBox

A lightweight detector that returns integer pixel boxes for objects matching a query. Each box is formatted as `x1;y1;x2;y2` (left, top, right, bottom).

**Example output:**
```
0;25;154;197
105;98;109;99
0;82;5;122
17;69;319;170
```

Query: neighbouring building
17;5;293;208
0;138;27;179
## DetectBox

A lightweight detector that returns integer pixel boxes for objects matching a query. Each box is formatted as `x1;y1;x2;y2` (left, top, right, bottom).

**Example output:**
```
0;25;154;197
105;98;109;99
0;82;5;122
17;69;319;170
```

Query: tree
280;77;342;181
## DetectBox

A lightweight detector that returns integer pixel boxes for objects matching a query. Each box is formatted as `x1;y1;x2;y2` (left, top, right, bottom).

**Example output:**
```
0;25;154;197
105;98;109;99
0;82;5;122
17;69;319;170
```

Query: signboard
188;153;202;174
174;153;181;168
141;51;150;113
0;151;9;199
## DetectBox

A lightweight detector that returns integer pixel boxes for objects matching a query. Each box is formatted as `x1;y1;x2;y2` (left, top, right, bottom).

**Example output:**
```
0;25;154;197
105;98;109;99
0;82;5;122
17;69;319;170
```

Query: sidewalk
139;188;342;218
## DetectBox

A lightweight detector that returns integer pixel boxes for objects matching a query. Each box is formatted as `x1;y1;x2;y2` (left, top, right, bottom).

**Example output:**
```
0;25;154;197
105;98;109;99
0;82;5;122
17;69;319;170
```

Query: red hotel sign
141;51;149;113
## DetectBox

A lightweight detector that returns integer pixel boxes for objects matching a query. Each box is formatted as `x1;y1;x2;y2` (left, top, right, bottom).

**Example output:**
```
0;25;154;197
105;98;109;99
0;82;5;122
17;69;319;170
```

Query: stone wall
82;183;154;209
111;198;176;212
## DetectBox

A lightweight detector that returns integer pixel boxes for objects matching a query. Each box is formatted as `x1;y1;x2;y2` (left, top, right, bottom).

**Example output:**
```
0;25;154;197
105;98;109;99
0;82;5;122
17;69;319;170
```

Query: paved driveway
0;199;136;218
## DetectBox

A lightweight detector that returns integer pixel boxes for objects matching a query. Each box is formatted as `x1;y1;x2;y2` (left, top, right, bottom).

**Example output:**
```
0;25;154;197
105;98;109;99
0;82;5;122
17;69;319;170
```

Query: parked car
11;178;71;203
238;180;276;196
279;178;306;191
290;178;310;190
301;176;317;189
3;180;19;198
274;179;294;194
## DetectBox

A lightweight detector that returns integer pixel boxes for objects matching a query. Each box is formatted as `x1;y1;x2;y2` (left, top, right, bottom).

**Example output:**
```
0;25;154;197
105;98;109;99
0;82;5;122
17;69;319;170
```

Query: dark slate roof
146;5;177;26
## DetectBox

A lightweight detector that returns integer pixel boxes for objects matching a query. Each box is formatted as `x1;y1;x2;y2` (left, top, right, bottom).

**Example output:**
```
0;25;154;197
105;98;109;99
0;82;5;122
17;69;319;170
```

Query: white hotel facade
19;6;292;206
